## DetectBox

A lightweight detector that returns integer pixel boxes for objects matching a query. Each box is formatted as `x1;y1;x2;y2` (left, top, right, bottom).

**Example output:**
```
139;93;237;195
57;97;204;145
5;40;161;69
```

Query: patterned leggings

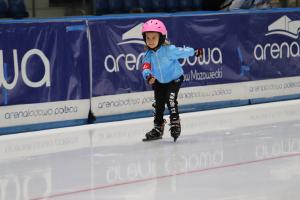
152;75;183;125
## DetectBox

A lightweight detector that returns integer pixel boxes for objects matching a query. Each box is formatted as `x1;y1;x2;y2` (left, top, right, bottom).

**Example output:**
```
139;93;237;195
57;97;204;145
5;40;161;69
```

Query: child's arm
168;45;203;59
167;45;195;59
142;62;156;85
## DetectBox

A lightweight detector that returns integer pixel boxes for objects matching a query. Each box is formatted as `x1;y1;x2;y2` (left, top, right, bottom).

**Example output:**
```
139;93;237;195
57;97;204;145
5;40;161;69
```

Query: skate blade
173;136;178;142
142;136;162;142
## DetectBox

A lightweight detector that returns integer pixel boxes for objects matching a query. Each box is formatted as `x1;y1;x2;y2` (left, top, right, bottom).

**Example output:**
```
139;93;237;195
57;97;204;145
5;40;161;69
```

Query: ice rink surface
1;100;300;200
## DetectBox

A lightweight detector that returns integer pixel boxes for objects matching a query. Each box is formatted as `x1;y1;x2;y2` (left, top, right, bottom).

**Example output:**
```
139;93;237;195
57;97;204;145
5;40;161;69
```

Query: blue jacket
142;45;195;83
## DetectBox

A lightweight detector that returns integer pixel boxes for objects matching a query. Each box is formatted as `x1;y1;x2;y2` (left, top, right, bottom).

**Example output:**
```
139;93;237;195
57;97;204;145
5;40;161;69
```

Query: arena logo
104;23;222;73
179;46;223;66
104;23;144;72
0;49;50;90
254;15;300;61
265;15;300;39
117;23;145;45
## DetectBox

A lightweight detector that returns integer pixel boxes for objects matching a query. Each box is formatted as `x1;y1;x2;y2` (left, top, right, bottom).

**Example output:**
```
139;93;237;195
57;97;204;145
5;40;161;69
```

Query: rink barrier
2;99;300;159
0;119;87;135
1;8;300;134
94;99;249;123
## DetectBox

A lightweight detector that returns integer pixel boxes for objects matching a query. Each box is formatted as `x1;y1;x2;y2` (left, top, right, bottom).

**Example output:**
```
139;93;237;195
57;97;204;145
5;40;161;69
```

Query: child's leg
143;82;167;141
166;76;183;121
143;81;166;141
166;76;183;141
153;81;167;125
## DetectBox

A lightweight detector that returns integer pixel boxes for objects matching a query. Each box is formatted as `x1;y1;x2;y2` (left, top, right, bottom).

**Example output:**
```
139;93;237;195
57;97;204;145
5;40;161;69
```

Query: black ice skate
170;119;181;142
142;120;166;142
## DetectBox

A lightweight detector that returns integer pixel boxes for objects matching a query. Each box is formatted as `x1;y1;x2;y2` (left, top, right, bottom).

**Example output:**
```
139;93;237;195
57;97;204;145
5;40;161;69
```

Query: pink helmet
142;19;167;36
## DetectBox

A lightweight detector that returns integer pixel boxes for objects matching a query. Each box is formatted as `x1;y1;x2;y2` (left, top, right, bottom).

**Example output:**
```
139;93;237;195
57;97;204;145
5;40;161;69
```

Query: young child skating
141;19;202;142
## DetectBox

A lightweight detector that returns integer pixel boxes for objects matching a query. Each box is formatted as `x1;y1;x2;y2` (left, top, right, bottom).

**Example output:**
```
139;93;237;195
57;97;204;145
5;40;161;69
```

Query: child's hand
195;48;204;58
147;75;156;85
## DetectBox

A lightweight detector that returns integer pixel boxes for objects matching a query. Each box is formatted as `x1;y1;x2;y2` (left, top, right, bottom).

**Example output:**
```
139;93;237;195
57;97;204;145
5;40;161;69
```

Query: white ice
1;100;300;200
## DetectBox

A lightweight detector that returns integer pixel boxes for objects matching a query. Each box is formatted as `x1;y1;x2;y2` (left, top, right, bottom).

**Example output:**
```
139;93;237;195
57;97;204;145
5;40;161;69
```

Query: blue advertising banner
245;12;300;79
0;21;90;105
90;11;300;90
0;20;91;133
2;9;300;133
89;19;147;97
90;10;300;119
89;15;233;97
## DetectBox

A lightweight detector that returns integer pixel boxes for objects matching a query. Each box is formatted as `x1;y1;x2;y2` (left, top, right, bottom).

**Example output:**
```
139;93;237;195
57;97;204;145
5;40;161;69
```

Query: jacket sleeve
141;53;152;80
167;45;195;60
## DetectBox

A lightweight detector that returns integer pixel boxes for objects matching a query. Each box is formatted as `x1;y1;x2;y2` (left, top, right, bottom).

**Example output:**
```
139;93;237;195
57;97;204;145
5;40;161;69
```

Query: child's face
145;32;160;49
